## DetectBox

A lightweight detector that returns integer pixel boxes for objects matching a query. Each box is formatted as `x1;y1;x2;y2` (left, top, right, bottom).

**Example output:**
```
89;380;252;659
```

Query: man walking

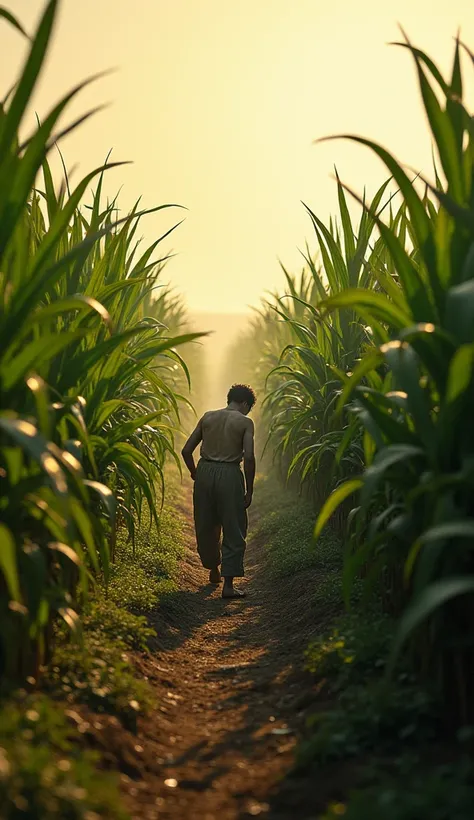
181;384;256;598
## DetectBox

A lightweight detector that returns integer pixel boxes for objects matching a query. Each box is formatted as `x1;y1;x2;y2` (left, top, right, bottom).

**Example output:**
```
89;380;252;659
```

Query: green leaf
318;134;443;313
0;0;57;157
0;416;67;495
314;479;363;538
445;281;474;345
336;348;384;414
22;294;112;333
420;520;474;543
445;344;474;404
362;444;424;504
408;41;464;200
389;577;474;674
1;330;88;390
321;288;411;329
0;524;21;601
0;6;29;37
83;479;116;525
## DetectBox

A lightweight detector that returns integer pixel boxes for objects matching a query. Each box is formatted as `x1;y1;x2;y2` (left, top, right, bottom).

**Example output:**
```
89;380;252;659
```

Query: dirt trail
120;480;322;820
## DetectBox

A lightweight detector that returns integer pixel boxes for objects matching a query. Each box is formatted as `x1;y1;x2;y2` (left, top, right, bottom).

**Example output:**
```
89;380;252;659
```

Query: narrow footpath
118;480;324;820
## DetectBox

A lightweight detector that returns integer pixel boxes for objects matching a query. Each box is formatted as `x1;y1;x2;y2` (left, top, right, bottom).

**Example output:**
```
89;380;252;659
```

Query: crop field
1;1;474;818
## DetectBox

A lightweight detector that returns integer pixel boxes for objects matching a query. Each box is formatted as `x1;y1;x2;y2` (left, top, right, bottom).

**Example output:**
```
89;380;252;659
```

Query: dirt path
120;480;322;820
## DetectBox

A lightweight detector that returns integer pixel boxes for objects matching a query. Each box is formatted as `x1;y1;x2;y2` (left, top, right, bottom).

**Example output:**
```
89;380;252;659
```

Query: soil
97;480;343;820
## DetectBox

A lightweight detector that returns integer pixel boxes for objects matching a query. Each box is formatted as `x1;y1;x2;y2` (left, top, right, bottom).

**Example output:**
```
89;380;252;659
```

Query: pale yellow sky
2;1;474;314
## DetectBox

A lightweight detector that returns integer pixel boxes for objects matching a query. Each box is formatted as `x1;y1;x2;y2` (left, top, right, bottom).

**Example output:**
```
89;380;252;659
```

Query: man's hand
181;418;203;481
244;491;253;509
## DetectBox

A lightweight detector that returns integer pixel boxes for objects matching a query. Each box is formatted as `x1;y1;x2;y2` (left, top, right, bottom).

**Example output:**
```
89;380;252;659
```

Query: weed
0;692;128;819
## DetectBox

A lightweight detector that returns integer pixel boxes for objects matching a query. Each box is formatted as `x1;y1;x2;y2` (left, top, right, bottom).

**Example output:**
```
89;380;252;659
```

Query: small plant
256;490;341;579
298;681;438;768
0;692;128;819
305;613;394;692
106;503;184;611
311;572;365;615
46;631;153;731
83;599;155;652
321;759;474;820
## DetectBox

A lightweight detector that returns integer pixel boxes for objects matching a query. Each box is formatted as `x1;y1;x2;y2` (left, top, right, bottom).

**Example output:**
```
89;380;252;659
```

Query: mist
189;312;251;417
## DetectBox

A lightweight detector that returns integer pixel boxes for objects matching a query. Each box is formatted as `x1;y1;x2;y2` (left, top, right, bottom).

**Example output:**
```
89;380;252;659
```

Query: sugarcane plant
0;1;204;684
315;36;474;722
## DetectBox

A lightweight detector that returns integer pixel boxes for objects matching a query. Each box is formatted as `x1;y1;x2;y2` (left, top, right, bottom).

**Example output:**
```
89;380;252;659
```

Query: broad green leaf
362;444;424;504
445;344;474;404
314;479;363;538
321;288;411;329
445;281;474;344
389;577;474;674
0;524;21;601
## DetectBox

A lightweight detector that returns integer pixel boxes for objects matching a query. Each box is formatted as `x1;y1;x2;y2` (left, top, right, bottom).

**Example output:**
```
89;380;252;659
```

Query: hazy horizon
2;1;474;316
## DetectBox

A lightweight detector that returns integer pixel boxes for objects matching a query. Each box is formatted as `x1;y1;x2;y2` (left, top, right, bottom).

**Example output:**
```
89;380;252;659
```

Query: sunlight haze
2;0;474;314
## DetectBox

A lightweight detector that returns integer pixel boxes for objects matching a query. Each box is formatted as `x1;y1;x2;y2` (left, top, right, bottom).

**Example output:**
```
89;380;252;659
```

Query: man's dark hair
227;383;256;410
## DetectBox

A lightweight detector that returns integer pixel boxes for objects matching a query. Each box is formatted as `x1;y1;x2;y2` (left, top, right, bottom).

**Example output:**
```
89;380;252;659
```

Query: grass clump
300;611;438;766
107;505;185;611
305;612;394;692
47;630;153;732
255;476;341;579
322;758;474;820
0;693;128;819
298;681;438;767
83;599;155;652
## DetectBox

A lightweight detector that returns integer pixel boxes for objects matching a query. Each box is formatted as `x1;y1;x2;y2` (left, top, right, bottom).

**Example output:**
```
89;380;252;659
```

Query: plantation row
0;1;204;685
227;38;474;723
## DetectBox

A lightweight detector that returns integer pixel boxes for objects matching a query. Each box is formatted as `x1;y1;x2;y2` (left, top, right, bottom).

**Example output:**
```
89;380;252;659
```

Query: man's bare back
200;408;253;464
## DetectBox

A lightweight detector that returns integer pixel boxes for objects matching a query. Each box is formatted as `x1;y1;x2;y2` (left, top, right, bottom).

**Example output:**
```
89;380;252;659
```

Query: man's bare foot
209;568;221;584
222;579;246;598
222;588;246;598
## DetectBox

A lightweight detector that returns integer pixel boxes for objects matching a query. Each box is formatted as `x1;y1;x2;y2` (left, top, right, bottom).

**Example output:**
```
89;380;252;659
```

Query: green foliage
0;692;128;819
224;177;402;508
227;33;474;723
83;598;155;651
263;502;340;578
106;503;184;611
300;612;437;773
298;681;437;767
312;571;364;615
44;491;186;726
322;759;474;820
254;475;342;579
305;612;393;691
47;629;153;731
0;0;204;686
312;38;474;716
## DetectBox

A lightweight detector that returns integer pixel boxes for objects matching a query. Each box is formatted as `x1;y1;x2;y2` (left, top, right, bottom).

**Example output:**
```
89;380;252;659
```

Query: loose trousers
193;459;247;577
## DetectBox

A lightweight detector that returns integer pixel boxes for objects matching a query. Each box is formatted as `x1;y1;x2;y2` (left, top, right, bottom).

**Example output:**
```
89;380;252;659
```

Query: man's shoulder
243;415;254;431
203;407;224;419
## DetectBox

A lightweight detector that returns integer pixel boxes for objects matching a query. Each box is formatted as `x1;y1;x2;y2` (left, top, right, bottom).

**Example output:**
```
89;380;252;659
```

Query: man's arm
181;417;203;480
243;419;256;508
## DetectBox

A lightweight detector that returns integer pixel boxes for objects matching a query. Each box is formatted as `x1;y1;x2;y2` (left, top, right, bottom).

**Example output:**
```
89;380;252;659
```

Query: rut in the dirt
119;480;322;820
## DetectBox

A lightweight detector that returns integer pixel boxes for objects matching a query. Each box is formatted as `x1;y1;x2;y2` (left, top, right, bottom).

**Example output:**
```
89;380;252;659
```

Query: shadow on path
126;479;329;820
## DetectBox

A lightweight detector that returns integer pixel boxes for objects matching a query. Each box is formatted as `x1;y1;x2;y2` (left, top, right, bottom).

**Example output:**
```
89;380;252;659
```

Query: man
181;384;256;599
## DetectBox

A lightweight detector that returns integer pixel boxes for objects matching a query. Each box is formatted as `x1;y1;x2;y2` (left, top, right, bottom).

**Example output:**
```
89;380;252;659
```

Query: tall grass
229;35;474;722
225;176;401;506
0;1;204;684
314;36;474;722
